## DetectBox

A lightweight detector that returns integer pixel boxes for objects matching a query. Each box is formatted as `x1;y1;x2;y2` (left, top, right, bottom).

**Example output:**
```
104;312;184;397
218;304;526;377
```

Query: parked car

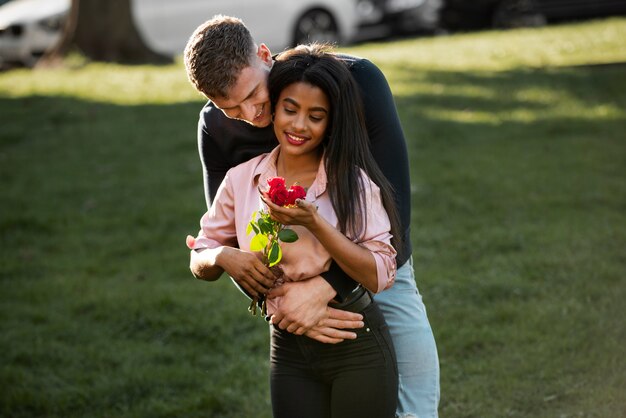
0;0;359;67
0;0;68;67
356;0;442;35
131;0;360;56
441;0;626;30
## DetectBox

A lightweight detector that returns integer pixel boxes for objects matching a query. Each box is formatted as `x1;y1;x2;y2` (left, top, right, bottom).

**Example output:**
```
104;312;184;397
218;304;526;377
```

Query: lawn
1;17;625;418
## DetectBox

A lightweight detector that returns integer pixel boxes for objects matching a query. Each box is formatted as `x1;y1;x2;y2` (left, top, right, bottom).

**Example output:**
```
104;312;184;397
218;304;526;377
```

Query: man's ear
257;43;273;66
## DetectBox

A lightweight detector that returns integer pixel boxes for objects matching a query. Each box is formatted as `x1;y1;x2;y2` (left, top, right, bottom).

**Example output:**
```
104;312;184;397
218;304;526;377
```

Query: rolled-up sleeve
357;175;397;293
192;172;238;251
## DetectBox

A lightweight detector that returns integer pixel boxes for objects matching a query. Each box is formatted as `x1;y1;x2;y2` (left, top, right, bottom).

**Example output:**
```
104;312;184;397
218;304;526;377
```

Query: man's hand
267;276;364;335
216;247;276;299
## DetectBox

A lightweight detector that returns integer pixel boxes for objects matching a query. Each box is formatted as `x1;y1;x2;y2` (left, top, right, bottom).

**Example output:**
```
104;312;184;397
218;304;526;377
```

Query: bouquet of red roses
247;177;306;316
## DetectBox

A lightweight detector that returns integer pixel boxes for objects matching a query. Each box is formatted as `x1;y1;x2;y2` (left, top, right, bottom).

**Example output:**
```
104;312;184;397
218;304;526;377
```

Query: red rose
267;177;286;191
269;186;289;206
286;185;307;206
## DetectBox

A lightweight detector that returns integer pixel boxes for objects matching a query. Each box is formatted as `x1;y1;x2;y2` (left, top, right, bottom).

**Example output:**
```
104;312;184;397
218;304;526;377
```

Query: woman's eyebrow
283;97;328;113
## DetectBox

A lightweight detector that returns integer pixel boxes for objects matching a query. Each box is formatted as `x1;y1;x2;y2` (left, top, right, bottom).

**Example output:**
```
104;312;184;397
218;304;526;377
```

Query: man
185;15;440;418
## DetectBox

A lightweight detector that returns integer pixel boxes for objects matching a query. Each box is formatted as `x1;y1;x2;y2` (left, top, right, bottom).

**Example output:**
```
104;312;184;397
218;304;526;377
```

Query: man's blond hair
184;15;256;99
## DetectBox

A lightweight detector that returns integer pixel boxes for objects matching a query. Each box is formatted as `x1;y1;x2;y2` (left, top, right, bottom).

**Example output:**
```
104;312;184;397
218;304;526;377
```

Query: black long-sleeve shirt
197;55;412;300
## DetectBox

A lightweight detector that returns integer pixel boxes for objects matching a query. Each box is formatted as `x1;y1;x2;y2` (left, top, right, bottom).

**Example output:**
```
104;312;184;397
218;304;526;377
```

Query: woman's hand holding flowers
261;190;319;230
244;177;307;315
214;247;276;298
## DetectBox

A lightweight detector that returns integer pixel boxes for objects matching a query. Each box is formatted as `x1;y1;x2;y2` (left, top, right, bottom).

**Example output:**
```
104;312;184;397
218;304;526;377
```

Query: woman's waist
266;285;380;322
329;285;373;314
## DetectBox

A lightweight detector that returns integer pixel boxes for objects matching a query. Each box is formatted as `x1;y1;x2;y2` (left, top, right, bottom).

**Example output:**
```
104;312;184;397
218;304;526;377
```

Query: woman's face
273;81;329;158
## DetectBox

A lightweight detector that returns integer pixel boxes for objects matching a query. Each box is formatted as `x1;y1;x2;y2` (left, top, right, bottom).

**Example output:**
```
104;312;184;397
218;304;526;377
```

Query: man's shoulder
335;53;380;74
199;101;271;143
334;53;386;89
200;101;228;128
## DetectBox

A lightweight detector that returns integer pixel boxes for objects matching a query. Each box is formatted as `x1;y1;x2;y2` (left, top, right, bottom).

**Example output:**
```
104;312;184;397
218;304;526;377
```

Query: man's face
211;45;273;128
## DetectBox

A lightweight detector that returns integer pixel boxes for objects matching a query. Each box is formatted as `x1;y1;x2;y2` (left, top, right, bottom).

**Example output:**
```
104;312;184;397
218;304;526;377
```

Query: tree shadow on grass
390;64;626;150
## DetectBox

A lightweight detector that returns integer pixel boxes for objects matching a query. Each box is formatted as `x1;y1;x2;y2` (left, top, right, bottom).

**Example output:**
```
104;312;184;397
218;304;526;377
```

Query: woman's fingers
238;280;261;299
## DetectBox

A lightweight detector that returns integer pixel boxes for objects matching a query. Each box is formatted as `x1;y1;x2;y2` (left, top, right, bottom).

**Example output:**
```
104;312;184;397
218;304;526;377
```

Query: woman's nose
292;113;306;131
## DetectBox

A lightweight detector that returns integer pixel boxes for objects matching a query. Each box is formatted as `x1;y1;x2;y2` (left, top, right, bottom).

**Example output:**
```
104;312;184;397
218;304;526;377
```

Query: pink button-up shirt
192;146;396;315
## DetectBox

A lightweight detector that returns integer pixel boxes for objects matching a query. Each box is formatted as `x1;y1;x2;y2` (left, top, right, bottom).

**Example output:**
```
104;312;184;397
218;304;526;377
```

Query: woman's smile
285;132;309;145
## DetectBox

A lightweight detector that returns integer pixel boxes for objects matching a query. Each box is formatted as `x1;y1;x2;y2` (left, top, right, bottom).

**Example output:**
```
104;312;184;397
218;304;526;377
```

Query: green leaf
250;234;268;252
257;218;270;235
267;241;282;267
247;211;260;235
278;228;299;243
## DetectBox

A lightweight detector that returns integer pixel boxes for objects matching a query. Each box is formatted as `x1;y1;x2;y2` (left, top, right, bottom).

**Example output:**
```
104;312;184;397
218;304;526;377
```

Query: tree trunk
40;0;172;66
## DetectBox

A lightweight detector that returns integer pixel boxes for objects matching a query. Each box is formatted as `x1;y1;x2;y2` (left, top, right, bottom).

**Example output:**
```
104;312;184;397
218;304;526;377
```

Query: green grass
2;17;625;417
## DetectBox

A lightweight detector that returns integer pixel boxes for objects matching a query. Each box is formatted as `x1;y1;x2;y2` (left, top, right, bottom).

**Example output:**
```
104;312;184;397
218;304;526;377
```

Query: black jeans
270;302;398;418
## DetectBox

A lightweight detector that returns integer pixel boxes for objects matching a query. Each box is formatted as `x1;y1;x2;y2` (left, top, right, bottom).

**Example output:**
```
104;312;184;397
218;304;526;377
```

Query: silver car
132;0;359;56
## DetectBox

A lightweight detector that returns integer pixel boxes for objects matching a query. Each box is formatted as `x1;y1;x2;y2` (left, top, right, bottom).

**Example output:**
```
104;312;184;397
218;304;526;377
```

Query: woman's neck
276;148;322;189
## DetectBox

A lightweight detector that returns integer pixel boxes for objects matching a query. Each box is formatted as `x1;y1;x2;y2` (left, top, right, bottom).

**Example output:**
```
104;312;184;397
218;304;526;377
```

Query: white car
0;0;68;66
0;0;359;66
132;0;359;56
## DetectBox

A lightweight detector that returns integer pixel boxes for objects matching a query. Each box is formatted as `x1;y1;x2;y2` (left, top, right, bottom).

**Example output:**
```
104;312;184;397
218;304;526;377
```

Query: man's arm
197;110;229;209
267;276;364;340
348;57;413;265
320;261;361;302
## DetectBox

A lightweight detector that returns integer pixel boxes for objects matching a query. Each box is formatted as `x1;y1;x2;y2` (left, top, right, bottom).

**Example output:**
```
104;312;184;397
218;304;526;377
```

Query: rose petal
267;177;286;190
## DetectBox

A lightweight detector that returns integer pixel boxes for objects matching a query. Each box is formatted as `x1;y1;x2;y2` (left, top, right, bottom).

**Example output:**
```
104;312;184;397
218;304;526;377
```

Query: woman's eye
283;108;296;114
310;115;323;122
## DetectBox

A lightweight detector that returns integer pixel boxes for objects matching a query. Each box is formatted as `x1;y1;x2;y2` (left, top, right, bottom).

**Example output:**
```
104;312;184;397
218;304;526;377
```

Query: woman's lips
285;132;308;145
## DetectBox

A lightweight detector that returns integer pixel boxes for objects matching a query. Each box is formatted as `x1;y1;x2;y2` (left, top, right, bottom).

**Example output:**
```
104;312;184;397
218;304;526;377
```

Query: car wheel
492;0;546;28
293;9;340;46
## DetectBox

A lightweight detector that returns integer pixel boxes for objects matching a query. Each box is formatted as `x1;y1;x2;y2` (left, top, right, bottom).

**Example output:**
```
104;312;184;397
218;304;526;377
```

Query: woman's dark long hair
268;44;402;256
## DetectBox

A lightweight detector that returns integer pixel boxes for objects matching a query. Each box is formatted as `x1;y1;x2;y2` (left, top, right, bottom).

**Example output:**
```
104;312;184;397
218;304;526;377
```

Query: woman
188;44;401;418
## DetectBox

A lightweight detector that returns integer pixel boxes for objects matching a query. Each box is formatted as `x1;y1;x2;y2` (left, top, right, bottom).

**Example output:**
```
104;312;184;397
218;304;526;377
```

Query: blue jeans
373;257;440;418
